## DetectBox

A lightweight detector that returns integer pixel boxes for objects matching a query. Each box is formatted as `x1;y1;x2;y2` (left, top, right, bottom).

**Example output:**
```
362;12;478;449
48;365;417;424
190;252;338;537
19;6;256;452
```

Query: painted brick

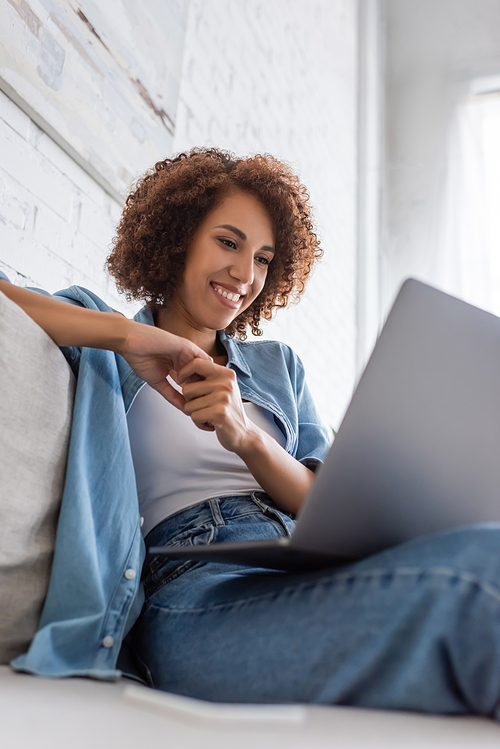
35;131;106;208
34;204;74;253
0;89;30;141
68;232;108;283
0;195;30;231
0;118;74;220
0;259;33;286
78;196;116;249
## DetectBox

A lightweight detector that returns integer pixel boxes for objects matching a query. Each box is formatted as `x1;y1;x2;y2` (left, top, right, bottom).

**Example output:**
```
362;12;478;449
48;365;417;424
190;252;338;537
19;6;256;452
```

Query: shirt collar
133;305;155;326
133;307;252;377
218;330;251;376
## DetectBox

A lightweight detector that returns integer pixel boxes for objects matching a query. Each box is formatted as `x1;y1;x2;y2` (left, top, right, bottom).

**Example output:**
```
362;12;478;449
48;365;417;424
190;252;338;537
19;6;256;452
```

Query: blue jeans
131;493;500;716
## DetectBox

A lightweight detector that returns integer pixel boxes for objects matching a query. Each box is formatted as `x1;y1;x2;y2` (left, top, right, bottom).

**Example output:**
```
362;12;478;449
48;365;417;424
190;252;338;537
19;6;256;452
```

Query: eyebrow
215;224;275;254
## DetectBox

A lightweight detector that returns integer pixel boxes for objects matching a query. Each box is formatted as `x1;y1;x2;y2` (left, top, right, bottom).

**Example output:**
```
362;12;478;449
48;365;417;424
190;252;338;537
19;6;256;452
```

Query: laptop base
149;539;353;572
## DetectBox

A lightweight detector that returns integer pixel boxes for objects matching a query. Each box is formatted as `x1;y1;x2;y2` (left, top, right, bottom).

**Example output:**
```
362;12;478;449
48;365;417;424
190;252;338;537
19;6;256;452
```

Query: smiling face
162;189;275;349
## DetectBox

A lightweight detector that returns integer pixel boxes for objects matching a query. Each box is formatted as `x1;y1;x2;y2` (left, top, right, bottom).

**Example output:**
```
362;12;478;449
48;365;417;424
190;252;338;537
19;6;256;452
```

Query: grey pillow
0;289;75;663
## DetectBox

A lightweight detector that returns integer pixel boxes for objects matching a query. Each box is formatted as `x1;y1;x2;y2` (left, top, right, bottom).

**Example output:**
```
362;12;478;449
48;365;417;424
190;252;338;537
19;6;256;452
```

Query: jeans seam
146;564;500;614
145;559;197;599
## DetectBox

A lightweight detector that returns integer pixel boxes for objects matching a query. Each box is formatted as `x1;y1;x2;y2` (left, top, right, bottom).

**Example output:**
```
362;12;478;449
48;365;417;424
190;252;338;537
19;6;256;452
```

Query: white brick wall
0;88;128;312
0;0;359;430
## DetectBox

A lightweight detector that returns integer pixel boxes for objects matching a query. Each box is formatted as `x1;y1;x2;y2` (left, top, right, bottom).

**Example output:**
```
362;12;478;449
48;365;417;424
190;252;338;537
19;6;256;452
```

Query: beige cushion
0;289;75;663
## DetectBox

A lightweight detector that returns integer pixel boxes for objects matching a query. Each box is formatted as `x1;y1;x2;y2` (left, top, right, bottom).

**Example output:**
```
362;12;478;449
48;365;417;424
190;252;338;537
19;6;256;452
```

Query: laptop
150;279;500;571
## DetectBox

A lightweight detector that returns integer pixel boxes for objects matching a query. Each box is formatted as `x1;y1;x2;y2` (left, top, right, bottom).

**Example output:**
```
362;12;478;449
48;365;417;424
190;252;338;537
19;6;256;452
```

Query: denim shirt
2;277;331;679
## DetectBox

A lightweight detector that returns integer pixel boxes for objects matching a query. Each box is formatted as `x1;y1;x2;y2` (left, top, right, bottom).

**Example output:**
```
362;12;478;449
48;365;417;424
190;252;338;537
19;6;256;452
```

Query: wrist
109;316;141;356
234;422;268;461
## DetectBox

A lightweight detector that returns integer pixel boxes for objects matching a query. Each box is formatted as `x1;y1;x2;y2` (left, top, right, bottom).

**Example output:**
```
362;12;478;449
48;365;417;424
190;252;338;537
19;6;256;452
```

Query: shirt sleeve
292;352;333;470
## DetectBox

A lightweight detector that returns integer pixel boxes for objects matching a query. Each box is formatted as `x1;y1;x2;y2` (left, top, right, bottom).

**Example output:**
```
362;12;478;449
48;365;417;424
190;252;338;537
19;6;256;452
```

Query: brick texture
0;89;128;312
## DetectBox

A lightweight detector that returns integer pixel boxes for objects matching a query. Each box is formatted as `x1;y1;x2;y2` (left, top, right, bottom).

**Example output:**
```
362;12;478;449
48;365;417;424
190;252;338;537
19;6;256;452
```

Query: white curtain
426;94;500;313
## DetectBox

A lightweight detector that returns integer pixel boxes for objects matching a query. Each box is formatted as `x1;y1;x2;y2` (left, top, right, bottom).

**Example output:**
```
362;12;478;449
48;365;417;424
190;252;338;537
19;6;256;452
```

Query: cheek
181;266;202;297
255;269;269;297
245;275;268;311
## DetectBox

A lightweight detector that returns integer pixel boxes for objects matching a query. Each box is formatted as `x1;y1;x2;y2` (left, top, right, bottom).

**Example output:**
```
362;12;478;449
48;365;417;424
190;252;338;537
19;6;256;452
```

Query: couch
1;288;499;748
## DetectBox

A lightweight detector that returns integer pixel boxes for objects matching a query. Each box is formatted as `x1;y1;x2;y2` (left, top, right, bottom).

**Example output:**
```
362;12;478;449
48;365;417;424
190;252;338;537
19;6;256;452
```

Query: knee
402;523;500;583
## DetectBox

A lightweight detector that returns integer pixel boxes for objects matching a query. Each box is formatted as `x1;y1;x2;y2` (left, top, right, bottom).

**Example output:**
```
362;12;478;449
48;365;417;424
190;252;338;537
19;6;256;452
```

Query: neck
155;306;225;361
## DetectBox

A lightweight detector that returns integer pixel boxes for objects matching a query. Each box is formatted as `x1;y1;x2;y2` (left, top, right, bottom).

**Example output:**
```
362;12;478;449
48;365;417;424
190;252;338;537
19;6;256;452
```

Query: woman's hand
177;358;257;453
177;357;316;515
120;323;212;412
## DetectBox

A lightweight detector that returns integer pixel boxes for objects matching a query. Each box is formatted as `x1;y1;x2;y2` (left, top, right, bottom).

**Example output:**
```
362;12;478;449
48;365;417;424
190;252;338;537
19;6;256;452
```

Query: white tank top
126;381;286;536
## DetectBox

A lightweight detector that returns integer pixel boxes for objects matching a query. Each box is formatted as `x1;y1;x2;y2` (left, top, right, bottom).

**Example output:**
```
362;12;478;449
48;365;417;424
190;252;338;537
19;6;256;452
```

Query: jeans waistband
144;492;276;549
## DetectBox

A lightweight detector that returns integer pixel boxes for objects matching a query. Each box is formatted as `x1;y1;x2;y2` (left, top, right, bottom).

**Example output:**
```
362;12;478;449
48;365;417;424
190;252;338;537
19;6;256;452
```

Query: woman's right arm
0;280;209;411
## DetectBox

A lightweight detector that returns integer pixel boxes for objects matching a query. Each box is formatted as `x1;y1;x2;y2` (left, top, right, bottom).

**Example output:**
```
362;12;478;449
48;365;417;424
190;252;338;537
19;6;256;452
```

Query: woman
2;148;500;716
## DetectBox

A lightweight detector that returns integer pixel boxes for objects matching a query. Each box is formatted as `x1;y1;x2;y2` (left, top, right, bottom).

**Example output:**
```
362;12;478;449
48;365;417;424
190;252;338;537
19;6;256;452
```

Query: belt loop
209;498;225;527
250;491;267;513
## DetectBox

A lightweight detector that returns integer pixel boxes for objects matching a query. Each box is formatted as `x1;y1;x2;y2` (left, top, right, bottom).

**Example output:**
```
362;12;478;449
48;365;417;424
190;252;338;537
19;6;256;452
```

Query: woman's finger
189;405;224;430
193;420;215;432
183;393;220;416
176;357;222;384
182;382;214;403
151;378;187;411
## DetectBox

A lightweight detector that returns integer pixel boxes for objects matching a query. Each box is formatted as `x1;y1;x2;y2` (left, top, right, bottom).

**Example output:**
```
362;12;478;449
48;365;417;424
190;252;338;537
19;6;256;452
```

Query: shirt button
102;636;114;649
125;568;136;580
140;517;144;528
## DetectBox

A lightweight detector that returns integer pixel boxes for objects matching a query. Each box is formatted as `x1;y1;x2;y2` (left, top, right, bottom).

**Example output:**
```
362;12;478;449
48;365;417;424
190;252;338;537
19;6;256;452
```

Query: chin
200;314;235;331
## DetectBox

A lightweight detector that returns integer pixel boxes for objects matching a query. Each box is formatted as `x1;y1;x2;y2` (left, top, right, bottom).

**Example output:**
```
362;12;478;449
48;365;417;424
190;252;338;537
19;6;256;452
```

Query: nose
229;250;254;286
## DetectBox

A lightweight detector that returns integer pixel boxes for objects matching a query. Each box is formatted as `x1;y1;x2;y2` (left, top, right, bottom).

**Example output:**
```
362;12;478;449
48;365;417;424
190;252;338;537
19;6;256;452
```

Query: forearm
0;279;130;352
236;428;315;515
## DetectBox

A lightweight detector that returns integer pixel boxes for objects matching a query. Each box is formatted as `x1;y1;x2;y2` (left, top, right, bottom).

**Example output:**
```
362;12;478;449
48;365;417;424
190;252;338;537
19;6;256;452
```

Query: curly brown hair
106;147;322;338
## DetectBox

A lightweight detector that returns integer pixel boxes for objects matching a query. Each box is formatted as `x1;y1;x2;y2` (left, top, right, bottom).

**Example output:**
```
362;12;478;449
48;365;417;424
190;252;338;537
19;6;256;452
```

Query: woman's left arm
233;423;316;515
177;358;315;515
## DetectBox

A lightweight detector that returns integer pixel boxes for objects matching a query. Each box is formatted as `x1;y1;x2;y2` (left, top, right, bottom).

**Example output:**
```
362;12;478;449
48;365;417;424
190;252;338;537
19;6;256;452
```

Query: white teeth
216;286;239;302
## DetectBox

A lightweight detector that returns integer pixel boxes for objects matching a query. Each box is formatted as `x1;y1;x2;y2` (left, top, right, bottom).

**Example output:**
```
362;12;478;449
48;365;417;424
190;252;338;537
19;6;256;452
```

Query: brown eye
220;238;237;249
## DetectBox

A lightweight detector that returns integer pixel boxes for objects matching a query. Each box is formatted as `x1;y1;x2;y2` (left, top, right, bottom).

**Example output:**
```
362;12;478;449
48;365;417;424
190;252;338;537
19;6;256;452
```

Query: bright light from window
482;94;500;316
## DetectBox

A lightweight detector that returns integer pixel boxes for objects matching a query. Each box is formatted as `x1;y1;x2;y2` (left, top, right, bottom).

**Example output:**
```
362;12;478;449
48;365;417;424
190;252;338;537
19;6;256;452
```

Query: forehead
202;190;275;243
